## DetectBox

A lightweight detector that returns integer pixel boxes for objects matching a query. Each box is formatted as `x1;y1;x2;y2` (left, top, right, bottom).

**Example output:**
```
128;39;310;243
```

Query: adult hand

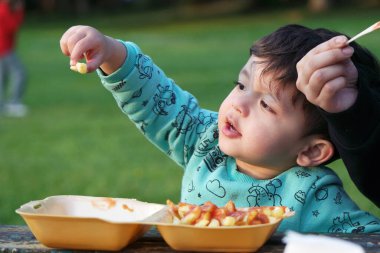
296;36;358;113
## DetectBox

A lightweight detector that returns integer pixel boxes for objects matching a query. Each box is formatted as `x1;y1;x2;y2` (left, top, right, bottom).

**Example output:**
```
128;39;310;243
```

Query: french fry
229;210;246;225
166;200;180;219
222;216;236;226
195;218;210;227
224;200;236;213
195;211;211;226
208;218;220;227
178;204;191;218
256;213;270;224
271;206;285;218
200;201;217;213
246;209;258;225
212;207;227;223
181;206;201;225
166;199;291;227
70;62;87;74
262;207;272;217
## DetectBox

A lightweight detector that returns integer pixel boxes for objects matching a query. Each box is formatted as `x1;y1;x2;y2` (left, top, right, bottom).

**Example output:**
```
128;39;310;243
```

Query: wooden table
1;225;379;252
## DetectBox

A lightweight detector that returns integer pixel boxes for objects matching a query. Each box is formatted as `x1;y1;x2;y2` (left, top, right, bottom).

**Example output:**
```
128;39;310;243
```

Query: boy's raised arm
60;25;126;75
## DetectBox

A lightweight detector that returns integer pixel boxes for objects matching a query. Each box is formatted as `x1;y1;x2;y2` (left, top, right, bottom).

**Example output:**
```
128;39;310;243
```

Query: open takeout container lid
16;195;167;251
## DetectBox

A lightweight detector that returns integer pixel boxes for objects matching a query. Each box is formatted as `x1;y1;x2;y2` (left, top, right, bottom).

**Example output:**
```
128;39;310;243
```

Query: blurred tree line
24;0;380;15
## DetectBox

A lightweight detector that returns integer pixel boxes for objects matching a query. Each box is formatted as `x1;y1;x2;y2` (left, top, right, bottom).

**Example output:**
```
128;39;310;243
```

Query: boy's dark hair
250;24;380;164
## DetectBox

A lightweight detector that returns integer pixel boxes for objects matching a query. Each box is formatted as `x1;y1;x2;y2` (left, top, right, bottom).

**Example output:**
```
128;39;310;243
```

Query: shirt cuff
96;41;140;84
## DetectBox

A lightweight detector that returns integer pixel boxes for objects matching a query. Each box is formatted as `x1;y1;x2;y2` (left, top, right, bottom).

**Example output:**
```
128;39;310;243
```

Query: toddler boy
60;24;380;233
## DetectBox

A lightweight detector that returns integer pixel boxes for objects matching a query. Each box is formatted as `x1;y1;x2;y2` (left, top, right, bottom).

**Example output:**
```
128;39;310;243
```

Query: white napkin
283;231;365;253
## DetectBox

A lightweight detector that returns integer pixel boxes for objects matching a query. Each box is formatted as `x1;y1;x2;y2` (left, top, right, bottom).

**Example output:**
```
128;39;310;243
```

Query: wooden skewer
347;21;380;44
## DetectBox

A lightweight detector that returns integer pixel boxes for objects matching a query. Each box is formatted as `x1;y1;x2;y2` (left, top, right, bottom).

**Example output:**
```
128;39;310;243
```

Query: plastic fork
347;21;380;44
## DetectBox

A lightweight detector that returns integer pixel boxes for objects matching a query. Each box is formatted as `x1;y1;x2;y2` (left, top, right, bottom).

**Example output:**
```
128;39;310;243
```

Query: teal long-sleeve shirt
97;41;380;233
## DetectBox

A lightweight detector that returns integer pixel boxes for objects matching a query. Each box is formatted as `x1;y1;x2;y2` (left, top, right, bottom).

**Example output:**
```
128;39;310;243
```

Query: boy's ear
296;138;334;167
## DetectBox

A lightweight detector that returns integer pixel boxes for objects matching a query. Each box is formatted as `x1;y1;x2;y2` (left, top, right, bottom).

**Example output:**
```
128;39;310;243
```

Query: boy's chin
219;142;234;157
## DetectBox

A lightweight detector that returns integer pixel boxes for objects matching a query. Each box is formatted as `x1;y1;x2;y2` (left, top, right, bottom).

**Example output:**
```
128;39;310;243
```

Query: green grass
1;7;379;224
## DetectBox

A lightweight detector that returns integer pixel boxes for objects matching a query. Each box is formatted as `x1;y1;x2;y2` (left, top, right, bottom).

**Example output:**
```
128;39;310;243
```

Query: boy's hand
296;36;358;113
60;25;126;74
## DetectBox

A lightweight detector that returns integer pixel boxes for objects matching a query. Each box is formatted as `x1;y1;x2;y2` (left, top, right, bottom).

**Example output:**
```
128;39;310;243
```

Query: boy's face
218;56;311;178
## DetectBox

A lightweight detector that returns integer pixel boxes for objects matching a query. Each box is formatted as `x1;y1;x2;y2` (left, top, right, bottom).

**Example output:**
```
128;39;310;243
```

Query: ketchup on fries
166;200;293;227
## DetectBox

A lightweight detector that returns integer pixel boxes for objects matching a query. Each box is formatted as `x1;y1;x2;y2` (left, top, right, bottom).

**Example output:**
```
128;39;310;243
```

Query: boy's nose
232;102;248;117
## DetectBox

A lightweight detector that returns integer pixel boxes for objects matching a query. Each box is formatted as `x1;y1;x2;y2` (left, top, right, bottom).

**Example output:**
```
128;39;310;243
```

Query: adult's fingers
307;46;353;73
296;43;353;92
308;64;347;92
316;76;348;111
296;36;348;78
308;35;348;55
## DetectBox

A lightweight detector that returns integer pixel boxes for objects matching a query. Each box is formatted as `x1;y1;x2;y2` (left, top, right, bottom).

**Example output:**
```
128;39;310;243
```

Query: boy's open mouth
227;121;237;131
222;118;241;137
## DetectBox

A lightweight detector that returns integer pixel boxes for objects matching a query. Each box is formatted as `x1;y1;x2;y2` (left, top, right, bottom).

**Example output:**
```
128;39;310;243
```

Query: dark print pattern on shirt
294;190;306;205
334;191;343;205
203;146;227;172
311;176;321;189
247;179;283;207
136;54;153;79
195;112;216;134
184;145;195;165
315;187;328;201
328;212;363;233
188;180;195;192
194;128;218;157
172;98;197;136
112;80;127;91
295;169;311;178
120;88;144;108
328;212;380;233
206;179;226;198
312;210;320;217
132;88;143;99
153;84;176;115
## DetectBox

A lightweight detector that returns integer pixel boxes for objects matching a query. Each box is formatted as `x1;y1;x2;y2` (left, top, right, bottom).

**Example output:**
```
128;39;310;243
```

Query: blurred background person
0;0;27;117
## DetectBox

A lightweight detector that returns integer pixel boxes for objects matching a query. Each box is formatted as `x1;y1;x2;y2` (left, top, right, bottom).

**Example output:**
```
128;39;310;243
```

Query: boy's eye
234;81;245;91
260;100;275;114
